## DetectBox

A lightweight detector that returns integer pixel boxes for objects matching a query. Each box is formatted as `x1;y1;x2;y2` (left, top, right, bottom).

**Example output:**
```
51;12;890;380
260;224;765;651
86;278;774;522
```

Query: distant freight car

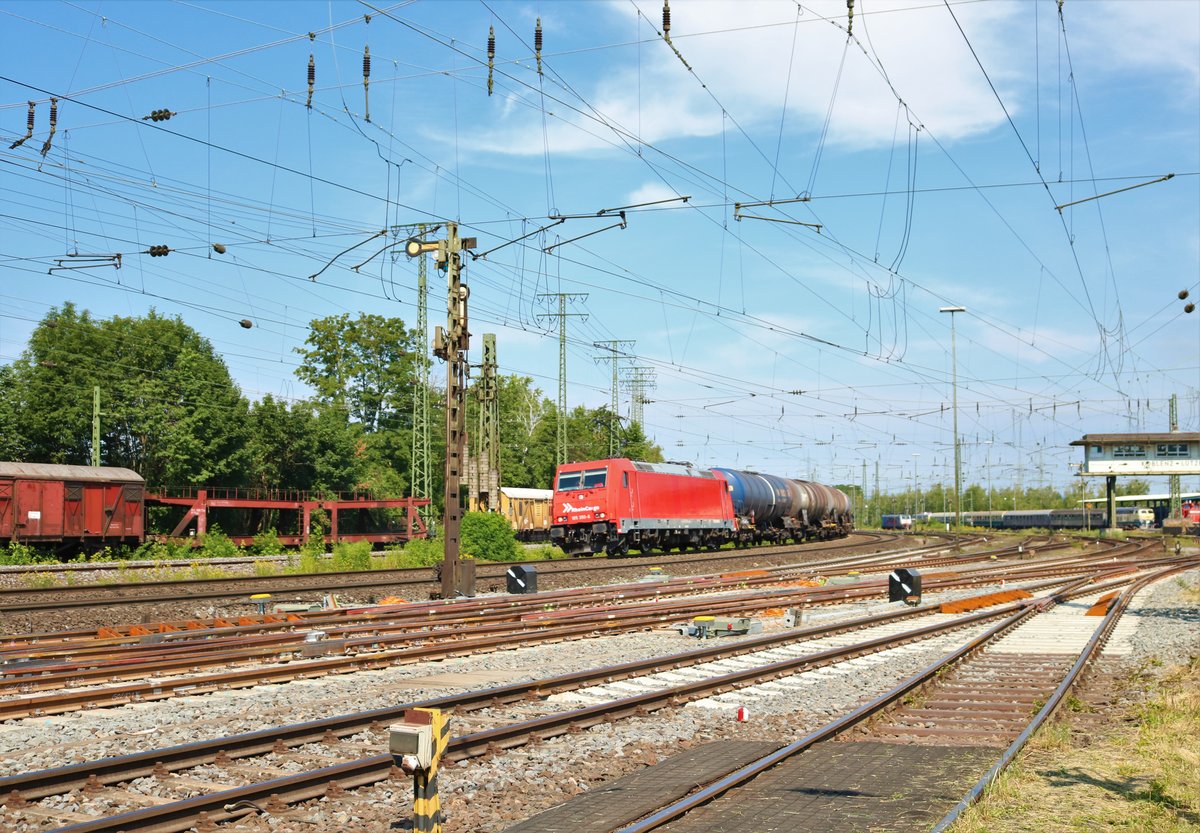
550;458;852;556
498;487;553;542
0;462;144;548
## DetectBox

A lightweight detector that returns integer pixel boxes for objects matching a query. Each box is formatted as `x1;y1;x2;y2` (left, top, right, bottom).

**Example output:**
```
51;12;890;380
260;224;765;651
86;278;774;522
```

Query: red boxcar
550;458;735;556
0;462;144;548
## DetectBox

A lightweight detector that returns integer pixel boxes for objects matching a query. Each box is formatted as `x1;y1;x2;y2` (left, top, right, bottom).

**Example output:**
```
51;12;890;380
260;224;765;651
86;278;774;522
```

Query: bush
132;538;195;561
398;537;445;567
1;541;45;565
526;544;568;561
250;529;285;556
461;511;520;562
331;540;373;572
199;526;240;559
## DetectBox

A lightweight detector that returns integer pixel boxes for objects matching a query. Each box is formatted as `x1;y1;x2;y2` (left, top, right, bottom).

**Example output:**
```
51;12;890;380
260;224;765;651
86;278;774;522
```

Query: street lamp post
940;306;966;533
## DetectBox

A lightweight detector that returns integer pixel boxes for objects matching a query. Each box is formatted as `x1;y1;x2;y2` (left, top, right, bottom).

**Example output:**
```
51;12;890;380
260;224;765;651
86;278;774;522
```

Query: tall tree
295;313;419;433
0;364;26;461
9;304;250;487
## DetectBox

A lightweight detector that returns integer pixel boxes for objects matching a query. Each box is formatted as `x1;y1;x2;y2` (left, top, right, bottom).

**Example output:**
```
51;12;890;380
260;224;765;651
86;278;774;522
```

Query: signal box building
1070;433;1200;529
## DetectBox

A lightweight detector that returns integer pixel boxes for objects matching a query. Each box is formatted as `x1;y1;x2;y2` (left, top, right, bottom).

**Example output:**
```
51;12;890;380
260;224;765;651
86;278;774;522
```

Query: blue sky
2;0;1198;497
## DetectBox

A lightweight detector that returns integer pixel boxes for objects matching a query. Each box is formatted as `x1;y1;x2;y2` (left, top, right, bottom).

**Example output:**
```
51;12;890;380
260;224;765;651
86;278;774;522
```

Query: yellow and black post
389;707;451;833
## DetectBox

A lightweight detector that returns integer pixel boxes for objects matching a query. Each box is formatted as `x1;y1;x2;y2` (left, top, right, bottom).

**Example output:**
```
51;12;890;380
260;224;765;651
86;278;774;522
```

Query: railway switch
506;564;537;594
389;708;450;833
888;568;922;605
678;615;761;638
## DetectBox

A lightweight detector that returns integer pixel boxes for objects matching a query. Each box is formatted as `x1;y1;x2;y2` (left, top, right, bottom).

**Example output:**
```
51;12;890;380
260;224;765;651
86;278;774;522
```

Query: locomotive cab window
556;469;607;490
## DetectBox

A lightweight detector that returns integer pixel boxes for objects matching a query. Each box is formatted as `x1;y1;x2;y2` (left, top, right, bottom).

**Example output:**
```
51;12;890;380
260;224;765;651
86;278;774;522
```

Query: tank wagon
0;462;144;548
550;458;852;556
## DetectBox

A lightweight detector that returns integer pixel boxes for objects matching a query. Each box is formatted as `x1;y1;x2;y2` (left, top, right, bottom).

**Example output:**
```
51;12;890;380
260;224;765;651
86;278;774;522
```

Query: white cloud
459;0;1025;157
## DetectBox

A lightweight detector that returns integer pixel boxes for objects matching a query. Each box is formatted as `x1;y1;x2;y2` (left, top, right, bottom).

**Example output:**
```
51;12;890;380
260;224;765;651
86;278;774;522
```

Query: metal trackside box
389;710;435;769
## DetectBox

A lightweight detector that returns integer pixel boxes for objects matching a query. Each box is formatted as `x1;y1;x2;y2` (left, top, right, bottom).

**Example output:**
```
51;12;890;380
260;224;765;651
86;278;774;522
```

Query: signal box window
1156;443;1189;458
1112;445;1145;458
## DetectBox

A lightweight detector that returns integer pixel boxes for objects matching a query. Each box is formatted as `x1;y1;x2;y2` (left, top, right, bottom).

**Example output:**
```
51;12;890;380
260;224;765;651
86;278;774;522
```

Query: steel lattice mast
536;293;587;465
594;340;634;457
622;366;657;429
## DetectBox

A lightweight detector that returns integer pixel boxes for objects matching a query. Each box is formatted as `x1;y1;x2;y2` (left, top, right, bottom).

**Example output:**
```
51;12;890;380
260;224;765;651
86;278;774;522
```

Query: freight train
550;458;853;556
919;507;1156;530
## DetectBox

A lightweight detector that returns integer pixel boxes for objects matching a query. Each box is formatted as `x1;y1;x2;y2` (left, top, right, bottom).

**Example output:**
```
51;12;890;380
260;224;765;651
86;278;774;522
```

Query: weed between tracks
949;603;1200;832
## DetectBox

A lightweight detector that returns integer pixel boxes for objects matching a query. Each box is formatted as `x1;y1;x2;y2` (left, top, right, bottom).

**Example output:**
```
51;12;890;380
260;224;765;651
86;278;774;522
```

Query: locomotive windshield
556;468;607;491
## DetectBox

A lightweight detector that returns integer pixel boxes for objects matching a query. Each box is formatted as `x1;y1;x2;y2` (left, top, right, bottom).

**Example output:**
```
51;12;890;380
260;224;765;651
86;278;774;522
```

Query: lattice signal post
409;223;433;530
406;224;476;599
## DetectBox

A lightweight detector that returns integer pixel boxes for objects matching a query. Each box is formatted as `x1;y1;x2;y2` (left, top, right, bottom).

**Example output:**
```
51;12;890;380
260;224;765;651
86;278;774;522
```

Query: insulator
662;0;671;35
363;45;371;122
9;101;34;149
487;26;495;96
1179;289;1190;300
847;0;854;35
307;54;316;109
535;18;543;75
212;243;227;254
147;245;170;257
1187;303;1196;314
143;109;176;122
239;319;254;329
40;98;58;158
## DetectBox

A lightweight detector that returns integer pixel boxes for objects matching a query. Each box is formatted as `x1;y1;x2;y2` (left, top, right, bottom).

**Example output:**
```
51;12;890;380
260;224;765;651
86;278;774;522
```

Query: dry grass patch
950;658;1200;833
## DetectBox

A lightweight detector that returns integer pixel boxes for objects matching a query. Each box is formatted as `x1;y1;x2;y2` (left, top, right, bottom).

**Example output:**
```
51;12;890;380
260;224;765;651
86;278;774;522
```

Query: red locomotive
550;458;852;556
0;462;144;548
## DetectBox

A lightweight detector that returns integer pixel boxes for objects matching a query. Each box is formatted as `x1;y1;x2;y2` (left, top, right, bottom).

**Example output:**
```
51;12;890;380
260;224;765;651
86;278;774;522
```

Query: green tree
245;396;362;494
295;313;419;433
0;364;26;460
9;305;250;486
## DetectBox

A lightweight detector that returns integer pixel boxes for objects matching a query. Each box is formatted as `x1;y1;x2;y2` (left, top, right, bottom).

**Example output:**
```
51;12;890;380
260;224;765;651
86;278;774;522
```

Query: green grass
949;595;1200;832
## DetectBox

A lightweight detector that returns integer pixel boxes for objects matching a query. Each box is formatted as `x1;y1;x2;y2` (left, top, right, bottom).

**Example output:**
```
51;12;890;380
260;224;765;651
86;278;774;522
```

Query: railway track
2;541;1191;832
0;539;1130;714
0;584;1055;830
0;534;902;614
593;555;1198;833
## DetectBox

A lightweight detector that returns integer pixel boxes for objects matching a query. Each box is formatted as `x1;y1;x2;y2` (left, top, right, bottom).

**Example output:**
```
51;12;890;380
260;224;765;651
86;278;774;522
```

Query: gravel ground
0;562;1195;833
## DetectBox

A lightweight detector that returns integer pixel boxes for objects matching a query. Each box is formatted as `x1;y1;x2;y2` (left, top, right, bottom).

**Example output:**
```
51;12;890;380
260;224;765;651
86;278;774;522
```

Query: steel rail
0;535;1071;645
0;598;936;800
43;598;1040;833
30;567;1158;833
613;550;1177;832
0;540;1129;669
0;574;970;717
0;558;1124;707
0;535;896;612
928;557;1200;831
